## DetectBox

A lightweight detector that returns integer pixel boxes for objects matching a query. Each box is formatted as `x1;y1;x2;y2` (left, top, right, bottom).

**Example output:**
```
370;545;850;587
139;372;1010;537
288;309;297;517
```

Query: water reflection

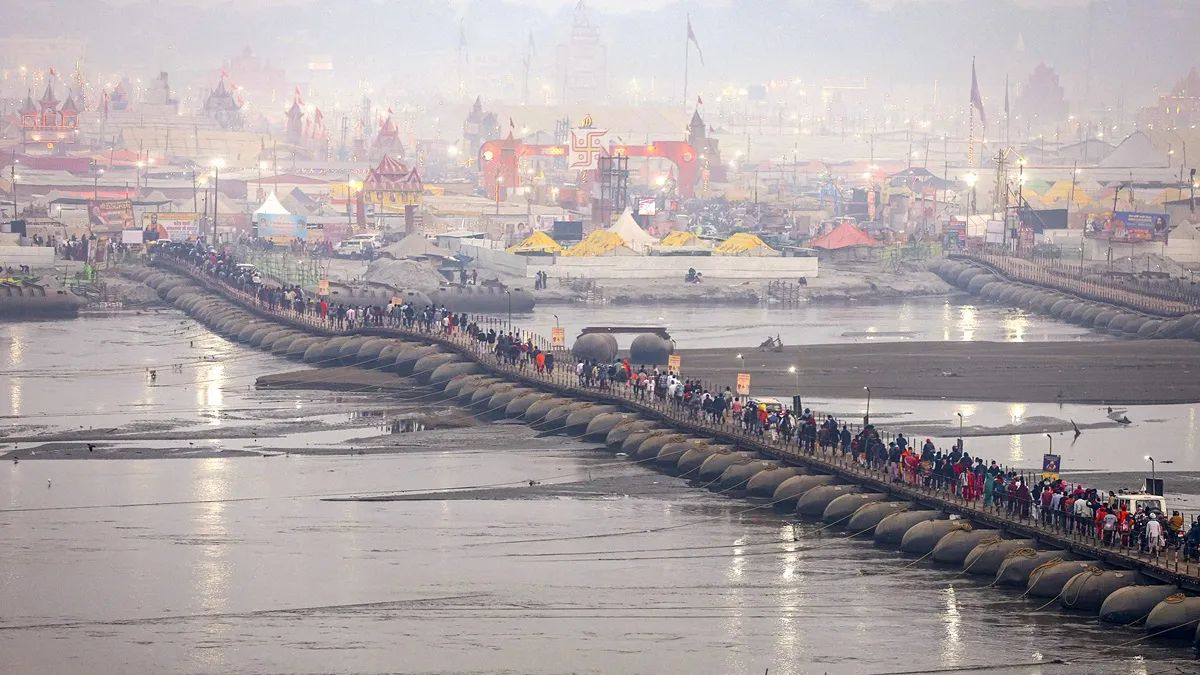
1004;312;1029;342
195;361;225;423
7;325;24;416
941;585;963;666
958;305;978;341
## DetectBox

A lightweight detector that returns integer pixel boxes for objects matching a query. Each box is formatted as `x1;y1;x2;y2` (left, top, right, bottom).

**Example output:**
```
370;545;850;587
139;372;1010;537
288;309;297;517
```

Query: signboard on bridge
317;279;330;296
1042;453;1061;481
668;354;681;372
256;214;308;243
551;327;565;347
736;373;751;396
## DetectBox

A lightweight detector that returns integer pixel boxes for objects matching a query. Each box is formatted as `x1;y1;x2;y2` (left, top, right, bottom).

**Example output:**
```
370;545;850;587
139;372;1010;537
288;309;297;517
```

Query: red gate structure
479;134;699;200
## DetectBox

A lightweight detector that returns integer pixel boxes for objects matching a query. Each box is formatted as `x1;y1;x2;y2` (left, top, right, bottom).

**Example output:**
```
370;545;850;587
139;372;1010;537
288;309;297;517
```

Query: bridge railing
160;256;1200;587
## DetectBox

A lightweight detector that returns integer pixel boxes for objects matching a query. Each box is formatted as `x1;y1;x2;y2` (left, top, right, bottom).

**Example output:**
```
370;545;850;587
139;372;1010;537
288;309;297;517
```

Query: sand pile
363;259;448;291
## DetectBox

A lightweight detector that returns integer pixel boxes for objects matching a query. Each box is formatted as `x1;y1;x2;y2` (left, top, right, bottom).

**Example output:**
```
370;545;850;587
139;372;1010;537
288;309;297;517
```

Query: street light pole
1146;455;1155;483
864;386;871;425
956;412;963;448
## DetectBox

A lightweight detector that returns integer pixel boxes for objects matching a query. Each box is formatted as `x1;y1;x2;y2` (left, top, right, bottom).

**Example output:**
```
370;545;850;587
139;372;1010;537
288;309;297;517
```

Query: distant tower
556;1;606;104
462;96;499;158
687;107;725;182
203;75;244;130
285;91;305;141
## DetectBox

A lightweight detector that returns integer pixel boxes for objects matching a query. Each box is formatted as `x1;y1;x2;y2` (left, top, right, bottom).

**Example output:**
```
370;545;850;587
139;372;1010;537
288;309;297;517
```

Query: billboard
637;197;658;216
255;214;308;242
142;213;201;241
1086;211;1170;242
88;200;134;230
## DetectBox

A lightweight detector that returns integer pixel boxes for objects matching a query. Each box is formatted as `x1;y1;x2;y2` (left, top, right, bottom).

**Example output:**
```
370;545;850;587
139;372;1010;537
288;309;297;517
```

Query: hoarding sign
1086;211;1169;242
121;230;144;245
142;213;201;241
256;214;308;242
317;280;330;296
667;354;681;372
551;327;565;347
88;200;134;230
637;197;658;216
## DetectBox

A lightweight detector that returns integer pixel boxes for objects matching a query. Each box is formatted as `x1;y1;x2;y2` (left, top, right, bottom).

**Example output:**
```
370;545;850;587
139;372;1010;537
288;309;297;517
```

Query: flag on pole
509;117;515;130
697;96;703;105
49;67;57;77
687;17;704;66
970;58;987;126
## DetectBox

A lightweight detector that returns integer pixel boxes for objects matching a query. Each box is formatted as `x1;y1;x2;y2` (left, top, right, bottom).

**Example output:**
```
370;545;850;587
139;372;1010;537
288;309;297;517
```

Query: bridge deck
162;257;1200;590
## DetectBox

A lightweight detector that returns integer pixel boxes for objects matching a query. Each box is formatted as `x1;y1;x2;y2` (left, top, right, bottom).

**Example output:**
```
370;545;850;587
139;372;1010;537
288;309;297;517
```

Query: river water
1;305;1197;674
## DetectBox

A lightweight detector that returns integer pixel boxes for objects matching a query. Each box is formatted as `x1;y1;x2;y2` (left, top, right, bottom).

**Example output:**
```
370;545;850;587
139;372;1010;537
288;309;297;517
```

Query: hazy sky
6;0;1199;113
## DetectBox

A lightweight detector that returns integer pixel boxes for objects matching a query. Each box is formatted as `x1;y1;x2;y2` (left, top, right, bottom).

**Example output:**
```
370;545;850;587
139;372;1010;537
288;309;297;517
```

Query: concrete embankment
929;258;1200;343
129;261;1200;651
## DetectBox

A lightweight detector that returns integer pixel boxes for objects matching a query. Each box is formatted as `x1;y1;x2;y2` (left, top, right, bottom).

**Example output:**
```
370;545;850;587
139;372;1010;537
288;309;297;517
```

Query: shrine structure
18;74;80;151
361;154;423;233
203;75;244;130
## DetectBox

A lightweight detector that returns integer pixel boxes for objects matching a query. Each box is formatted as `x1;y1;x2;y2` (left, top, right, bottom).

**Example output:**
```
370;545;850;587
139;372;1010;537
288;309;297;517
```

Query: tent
253;192;290;217
711;232;779;256
1100;131;1171;169
606;208;658;252
563;230;635;257
1023;178;1053;195
809;222;882;249
507;230;562;255
656;231;706;247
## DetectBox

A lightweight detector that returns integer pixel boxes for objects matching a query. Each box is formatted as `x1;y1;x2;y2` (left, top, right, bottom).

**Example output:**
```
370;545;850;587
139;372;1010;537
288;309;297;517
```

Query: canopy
711;232;778;256
809;222;882;250
253;192;290;217
563;230;635;257
606;208;658;251
507;230;562;255
1023;178;1053;195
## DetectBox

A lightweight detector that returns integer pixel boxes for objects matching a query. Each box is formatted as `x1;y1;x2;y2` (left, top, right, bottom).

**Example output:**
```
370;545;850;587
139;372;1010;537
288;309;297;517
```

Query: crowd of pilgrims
161;239;1200;562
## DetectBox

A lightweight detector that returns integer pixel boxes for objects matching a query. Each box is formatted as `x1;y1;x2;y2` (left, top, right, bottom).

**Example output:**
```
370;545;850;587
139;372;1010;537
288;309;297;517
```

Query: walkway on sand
157;257;1200;592
675;341;1200;404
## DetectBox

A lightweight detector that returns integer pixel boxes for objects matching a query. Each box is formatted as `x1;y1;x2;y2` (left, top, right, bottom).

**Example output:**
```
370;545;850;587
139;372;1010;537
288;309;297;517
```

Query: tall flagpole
682;14;690;107
968;57;976;168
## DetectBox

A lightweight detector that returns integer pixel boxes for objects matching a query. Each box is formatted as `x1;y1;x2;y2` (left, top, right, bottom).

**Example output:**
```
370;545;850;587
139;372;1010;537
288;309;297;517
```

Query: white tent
253;192;290;217
606;208;658;252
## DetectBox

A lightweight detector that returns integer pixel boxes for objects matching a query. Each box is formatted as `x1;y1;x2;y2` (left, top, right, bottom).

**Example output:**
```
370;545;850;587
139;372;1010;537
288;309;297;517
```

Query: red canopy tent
809;221;882;249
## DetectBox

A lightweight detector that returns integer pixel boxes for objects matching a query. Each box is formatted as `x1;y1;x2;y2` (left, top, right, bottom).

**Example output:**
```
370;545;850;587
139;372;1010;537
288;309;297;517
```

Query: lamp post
1145;455;1155;482
136;160;144;191
496;175;504;215
956;412;964;448
788;365;798;392
964;172;977;221
864;386;871;425
346;178;361;231
505;290;512;324
1046;433;1053;455
209;158;225;243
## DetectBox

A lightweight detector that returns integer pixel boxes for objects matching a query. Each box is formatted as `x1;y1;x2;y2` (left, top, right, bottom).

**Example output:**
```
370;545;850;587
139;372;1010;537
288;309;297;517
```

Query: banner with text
1085;211;1169;242
88;200;134;230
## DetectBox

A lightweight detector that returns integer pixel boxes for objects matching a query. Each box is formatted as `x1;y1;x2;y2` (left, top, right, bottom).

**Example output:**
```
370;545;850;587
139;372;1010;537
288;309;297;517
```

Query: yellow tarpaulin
507;230;562;254
657;231;705;247
563;230;628;257
712;232;776;255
